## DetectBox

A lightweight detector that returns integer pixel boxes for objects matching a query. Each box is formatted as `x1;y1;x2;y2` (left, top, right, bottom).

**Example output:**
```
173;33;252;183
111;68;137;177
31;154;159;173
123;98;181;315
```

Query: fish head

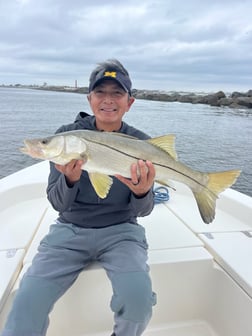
20;135;65;160
20;133;88;165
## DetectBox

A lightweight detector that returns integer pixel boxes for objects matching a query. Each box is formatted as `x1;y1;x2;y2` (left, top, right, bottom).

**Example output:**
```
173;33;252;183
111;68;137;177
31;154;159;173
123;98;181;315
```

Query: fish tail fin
193;170;241;224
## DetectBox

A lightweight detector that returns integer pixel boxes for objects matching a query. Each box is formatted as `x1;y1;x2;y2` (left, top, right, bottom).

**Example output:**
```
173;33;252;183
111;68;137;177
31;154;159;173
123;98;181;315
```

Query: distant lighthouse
75;80;78;88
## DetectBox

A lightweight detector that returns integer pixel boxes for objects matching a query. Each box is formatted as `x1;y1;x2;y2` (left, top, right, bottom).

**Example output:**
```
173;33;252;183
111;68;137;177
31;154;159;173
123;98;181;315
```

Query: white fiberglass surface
165;182;252;233
44;255;252;336
1;253;252;335
72;320;218;336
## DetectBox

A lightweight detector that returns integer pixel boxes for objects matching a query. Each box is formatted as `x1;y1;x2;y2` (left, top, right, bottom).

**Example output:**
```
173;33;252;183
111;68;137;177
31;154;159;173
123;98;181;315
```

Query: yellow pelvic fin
193;169;241;224
89;172;113;199
147;135;178;160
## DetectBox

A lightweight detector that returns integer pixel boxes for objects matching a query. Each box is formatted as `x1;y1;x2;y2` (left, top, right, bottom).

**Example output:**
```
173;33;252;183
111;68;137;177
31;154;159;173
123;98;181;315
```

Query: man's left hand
115;160;156;197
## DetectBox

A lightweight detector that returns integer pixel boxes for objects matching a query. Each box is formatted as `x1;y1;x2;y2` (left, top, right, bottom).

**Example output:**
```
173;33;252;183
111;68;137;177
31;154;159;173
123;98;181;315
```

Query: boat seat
139;203;203;250
0;198;48;251
165;183;252;233
24;203;203;267
148;246;212;265
199;231;252;298
0;249;25;312
23;206;58;265
23;206;101;271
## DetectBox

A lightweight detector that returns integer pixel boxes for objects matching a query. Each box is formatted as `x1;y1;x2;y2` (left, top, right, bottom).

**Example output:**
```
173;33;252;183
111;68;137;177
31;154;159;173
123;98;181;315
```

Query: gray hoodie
47;112;154;228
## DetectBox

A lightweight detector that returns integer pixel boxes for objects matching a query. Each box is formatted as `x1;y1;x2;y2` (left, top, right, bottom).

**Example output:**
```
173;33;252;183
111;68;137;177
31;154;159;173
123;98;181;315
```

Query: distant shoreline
1;84;252;109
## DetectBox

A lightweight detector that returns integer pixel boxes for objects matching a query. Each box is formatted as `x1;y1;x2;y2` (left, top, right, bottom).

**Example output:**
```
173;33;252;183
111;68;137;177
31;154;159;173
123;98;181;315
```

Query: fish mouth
19;140;44;158
20;146;29;154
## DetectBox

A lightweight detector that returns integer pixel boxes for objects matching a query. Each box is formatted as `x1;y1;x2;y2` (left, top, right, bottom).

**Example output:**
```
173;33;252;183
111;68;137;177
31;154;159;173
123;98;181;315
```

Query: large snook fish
20;130;241;224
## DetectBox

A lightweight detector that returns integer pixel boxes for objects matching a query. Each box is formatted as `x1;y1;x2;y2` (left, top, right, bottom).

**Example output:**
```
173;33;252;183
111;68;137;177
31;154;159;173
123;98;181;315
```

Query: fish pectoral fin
147;135;178;160
79;152;88;162
89;172;113;199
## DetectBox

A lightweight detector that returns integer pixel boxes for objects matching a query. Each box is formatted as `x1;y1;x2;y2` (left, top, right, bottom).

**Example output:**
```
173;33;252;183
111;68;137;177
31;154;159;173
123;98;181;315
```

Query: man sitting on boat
1;59;156;336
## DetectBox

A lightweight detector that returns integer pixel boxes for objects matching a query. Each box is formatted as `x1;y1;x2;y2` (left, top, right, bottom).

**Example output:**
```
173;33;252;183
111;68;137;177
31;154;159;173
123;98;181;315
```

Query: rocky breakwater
133;89;252;109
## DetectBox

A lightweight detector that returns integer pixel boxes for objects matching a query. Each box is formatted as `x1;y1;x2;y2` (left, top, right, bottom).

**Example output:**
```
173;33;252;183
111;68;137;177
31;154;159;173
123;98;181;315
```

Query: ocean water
0;87;251;197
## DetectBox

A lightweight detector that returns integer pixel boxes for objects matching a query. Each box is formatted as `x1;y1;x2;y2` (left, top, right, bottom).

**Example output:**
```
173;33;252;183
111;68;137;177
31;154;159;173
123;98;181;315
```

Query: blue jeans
1;222;156;336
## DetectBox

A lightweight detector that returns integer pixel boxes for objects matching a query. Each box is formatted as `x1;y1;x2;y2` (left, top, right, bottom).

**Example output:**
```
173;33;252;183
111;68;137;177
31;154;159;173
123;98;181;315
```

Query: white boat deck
0;161;252;335
0;249;25;313
166;181;252;233
199;231;252;298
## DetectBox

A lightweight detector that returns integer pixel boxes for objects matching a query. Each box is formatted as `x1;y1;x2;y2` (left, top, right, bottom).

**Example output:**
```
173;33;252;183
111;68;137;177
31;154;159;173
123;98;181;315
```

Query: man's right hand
55;159;84;187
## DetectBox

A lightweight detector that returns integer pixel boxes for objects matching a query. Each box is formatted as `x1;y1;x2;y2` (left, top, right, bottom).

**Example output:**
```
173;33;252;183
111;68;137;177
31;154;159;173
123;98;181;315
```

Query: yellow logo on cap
104;71;117;78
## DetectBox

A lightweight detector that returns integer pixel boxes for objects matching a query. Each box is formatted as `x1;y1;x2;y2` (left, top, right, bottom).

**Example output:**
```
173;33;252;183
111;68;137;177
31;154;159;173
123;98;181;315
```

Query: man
2;59;156;336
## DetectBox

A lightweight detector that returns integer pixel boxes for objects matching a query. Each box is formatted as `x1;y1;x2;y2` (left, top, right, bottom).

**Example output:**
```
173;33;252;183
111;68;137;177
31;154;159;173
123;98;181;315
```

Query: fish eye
41;139;49;145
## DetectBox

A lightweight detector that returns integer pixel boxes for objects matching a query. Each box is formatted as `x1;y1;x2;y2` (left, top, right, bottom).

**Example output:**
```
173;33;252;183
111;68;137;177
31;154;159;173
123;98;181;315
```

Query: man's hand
115;160;156;197
55;159;84;186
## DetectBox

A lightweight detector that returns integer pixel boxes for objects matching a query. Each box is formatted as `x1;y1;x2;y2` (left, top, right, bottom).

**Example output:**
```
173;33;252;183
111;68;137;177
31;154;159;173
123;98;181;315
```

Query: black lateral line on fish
88;138;217;197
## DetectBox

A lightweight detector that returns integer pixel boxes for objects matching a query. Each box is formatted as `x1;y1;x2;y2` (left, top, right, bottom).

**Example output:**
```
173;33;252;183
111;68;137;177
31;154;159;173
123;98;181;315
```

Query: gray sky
1;0;252;92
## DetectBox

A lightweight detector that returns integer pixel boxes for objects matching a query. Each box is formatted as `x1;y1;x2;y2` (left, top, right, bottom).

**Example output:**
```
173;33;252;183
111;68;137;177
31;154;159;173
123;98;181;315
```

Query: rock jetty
5;85;251;109
133;89;252;109
69;87;252;109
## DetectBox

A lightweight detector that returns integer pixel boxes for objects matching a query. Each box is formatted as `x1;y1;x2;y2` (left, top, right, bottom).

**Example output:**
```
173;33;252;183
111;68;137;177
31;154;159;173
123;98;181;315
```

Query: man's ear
126;96;135;111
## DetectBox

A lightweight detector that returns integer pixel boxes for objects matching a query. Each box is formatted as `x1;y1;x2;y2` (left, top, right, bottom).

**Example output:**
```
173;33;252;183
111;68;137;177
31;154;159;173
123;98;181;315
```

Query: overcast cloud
0;0;252;92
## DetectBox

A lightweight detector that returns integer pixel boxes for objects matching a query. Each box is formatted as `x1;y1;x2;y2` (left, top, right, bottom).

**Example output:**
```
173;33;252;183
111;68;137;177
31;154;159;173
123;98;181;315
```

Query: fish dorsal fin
147;135;178;160
89;172;113;199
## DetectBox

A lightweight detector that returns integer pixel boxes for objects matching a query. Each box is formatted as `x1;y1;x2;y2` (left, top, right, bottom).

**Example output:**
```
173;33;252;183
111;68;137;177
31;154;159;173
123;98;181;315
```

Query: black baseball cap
89;68;132;95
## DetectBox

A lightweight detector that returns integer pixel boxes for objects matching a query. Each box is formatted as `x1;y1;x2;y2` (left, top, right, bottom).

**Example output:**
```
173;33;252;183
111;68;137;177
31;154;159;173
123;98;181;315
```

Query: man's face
88;79;135;131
